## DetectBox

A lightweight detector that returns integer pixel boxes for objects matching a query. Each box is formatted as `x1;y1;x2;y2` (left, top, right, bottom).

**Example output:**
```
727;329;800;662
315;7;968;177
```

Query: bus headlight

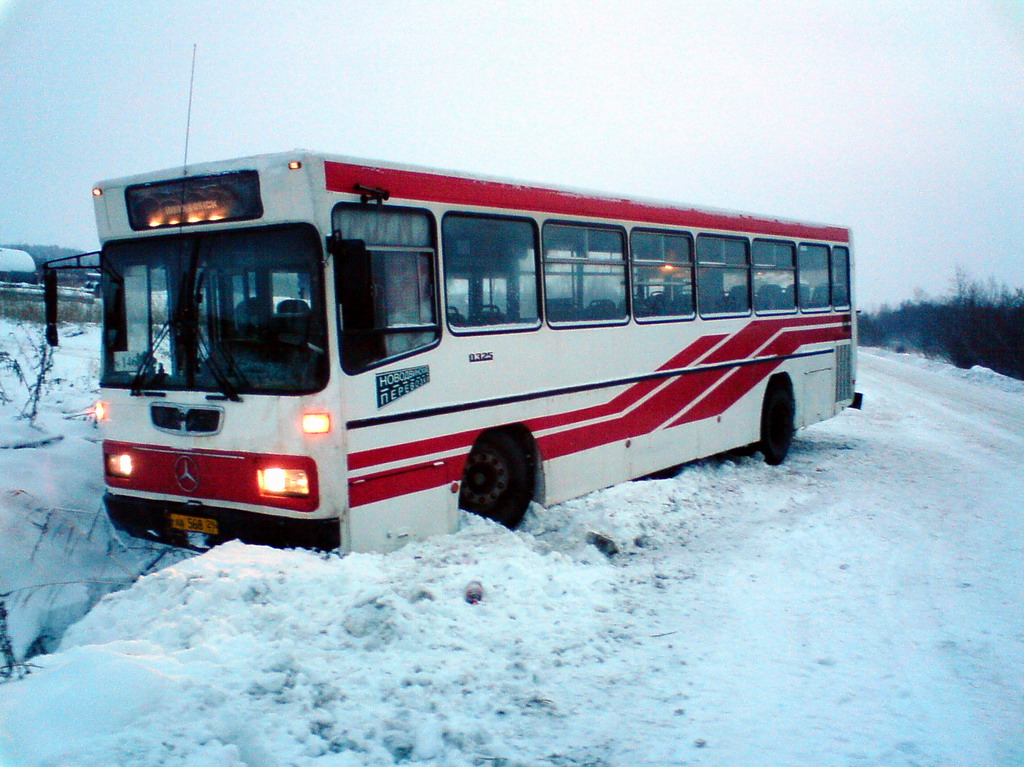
106;452;133;478
258;467;309;497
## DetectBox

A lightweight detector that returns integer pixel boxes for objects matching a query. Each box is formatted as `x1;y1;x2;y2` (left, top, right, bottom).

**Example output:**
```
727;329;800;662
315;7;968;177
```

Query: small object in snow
465;581;484;604
694;739;707;748
1;434;64;450
586;531;619;558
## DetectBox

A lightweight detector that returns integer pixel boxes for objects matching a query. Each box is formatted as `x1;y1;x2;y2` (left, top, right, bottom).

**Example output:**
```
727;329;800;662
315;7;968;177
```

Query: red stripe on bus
346;322;852;506
348;459;459;509
657;333;728;370
347;316;849;474
673;361;781;427
698;314;841;366
347;361;750;507
670;324;850;428
531;366;727;463
324;161;850;243
346;428;479;474
345;331;728;473
525;330;727;434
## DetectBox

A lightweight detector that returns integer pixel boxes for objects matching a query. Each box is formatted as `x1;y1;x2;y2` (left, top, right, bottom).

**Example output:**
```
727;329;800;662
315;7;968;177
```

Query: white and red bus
46;152;858;551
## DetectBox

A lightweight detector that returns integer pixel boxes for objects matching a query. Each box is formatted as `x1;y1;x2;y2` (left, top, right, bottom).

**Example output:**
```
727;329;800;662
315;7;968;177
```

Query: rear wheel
459;431;532;528
760;383;795;465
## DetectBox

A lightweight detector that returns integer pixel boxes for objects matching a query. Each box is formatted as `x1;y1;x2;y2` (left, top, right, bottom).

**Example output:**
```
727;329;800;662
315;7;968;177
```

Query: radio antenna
183;43;198;174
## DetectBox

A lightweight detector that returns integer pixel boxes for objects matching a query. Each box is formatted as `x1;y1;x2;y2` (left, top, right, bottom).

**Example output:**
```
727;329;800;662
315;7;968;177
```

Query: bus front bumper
105;492;341;551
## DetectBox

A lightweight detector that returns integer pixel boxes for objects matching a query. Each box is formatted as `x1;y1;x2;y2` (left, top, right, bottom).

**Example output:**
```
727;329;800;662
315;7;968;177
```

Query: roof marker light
288;160;302;170
92;187;103;197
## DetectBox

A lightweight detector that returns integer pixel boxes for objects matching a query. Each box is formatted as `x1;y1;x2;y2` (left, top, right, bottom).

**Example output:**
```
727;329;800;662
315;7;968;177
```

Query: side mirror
43;268;59;346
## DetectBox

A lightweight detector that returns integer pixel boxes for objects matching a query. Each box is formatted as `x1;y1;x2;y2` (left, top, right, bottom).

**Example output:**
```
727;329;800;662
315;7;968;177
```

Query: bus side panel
540;441;632;509
624;375;762;481
346;480;460;552
790;353;837;428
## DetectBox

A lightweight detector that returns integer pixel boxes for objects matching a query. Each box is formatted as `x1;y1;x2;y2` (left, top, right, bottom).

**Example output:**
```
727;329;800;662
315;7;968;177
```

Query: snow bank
5;522;623;766
865;346;1024;394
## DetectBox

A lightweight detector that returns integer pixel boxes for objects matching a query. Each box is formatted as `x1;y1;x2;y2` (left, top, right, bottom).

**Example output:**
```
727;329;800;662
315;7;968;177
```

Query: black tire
459;431;533;528
760;383;795;466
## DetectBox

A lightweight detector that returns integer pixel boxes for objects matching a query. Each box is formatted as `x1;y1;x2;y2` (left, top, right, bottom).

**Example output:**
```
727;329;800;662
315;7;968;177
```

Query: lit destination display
124;170;263;231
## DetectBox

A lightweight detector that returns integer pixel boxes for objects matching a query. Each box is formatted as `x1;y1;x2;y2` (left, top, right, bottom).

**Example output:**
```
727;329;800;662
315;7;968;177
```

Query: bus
45;152;859;552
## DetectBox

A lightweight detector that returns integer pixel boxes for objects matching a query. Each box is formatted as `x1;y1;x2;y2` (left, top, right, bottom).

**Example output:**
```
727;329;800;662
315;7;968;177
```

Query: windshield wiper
129;318;175;395
190;258;244;402
195;329;243;402
130;240;199;396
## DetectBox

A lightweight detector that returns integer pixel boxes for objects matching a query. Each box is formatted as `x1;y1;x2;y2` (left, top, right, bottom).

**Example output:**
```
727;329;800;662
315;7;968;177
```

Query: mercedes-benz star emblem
174;456;200;493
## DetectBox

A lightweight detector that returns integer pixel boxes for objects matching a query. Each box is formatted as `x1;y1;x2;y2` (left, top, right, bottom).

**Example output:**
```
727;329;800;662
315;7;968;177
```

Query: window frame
440;211;542;336
331;203;442;375
796;241;832;314
830;245;851;310
542;220;630;329
751;238;798;317
629;227;696;325
696;234;752;319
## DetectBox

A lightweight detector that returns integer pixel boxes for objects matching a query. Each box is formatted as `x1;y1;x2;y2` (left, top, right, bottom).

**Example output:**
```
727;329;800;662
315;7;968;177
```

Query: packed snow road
0;347;1022;767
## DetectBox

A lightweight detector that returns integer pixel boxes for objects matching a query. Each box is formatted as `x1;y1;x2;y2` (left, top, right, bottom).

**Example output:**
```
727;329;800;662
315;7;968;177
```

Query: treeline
859;270;1024;381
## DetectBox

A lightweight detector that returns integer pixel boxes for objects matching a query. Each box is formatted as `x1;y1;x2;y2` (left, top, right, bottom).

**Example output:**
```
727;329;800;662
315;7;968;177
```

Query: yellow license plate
169;513;219;535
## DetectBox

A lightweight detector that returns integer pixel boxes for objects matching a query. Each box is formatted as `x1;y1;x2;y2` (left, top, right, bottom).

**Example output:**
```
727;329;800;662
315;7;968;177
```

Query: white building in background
0;247;37;284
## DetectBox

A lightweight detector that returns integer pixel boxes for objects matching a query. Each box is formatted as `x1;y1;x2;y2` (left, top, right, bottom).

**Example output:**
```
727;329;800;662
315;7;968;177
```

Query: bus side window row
439;216;851;331
332;201;852;371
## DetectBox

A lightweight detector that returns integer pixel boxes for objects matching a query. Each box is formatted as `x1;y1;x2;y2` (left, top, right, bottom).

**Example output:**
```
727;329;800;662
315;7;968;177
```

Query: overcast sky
1;0;1022;308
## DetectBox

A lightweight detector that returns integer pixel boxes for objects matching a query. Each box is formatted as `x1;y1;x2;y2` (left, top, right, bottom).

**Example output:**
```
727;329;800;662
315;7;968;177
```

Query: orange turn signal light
302;413;331;434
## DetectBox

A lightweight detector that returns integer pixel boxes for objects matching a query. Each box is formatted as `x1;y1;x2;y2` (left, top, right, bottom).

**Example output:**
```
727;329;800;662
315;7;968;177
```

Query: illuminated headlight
258;467;309;497
106;453;133;478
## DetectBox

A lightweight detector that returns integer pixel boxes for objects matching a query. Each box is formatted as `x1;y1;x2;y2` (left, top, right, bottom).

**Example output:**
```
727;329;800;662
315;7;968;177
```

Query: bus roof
96;151;851;243
324;157;850;243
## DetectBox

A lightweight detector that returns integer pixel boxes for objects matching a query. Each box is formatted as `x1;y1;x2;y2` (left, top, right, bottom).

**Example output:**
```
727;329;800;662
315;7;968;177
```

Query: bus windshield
100;224;328;395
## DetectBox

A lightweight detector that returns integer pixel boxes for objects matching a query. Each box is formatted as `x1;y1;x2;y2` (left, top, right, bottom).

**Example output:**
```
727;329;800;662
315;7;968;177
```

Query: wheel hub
461;449;509;507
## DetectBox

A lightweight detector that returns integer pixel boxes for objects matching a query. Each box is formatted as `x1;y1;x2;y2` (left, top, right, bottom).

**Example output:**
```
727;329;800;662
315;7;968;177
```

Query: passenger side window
631;229;695;321
442;214;540;331
697;235;750;316
752;239;797;314
332;205;439;373
543;223;627;324
831;246;851;309
798;243;831;311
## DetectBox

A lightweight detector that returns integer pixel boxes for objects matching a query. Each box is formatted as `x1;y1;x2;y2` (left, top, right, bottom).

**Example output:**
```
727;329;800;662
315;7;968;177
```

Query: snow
1;326;1023;766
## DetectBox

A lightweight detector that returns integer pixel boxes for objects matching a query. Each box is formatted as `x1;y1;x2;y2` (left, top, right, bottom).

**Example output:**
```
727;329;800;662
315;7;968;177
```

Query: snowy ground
0;323;1022;767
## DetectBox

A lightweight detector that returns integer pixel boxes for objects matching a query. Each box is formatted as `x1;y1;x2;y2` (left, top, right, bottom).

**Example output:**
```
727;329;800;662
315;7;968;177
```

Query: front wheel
760;383;795;466
459;432;533;528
